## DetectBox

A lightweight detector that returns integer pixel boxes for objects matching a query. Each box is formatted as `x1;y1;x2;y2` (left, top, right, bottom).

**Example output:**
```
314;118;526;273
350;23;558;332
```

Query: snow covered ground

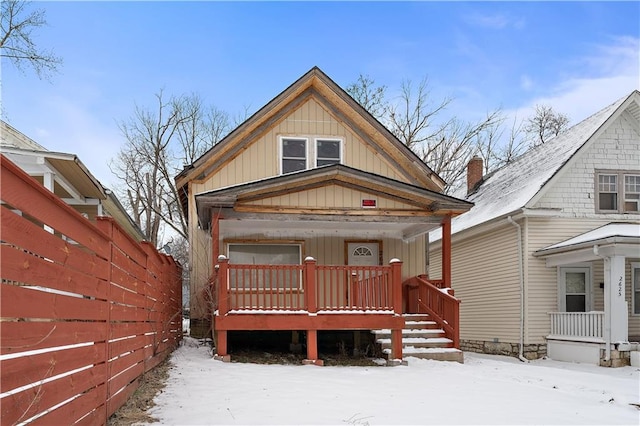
145;337;639;425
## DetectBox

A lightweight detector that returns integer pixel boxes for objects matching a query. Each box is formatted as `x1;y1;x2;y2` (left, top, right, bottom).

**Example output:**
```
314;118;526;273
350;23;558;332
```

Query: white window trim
279;137;309;175
595;169;640;213
632;262;640;316
278;135;343;175
557;265;592;312
314;138;343;168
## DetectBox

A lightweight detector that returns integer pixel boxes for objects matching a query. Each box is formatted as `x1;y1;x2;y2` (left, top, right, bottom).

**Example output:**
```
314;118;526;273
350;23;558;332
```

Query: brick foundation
599;349;631;367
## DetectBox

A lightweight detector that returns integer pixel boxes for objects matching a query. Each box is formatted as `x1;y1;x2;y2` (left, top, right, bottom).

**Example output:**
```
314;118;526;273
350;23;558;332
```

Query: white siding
535;113;640;217
430;224;522;343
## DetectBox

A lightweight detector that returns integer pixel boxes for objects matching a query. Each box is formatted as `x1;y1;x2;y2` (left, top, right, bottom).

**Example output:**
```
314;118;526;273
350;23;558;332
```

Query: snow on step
376;337;452;345
404;321;437;326
383;347;461;354
372;328;444;335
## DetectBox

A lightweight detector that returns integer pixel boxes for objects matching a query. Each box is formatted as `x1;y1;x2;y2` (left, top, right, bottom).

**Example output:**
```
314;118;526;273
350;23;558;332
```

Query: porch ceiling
219;214;441;241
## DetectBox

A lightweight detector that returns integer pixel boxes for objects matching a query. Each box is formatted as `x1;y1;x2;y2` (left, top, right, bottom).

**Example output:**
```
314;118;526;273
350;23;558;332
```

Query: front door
560;267;591;312
347;241;380;267
346;241;381;307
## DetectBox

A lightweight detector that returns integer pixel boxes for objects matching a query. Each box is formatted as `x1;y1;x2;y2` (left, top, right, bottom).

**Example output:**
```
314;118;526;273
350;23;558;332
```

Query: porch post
211;210;222;268
217;255;229;316
304;257;317;313
390;259;403;360
604;255;628;343
215;255;229;359
441;215;452;288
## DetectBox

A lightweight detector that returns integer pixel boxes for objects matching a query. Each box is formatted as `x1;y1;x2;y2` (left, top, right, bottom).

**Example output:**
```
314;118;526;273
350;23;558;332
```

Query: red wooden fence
0;155;182;425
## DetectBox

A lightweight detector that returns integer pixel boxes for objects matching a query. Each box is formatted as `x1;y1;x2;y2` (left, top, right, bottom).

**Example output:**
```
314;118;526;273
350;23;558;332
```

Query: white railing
548;311;605;341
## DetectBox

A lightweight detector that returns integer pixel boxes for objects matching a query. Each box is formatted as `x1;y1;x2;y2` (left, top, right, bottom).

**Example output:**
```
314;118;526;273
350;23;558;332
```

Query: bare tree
346;74;388;121
0;0;62;79
387;77;453;151
525;104;570;146
476;114;530;174
110;91;232;246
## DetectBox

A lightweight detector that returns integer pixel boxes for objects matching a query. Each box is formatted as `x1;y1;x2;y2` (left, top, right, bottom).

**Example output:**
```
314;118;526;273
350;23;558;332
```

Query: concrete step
372;328;446;339
376;336;453;349
370;313;463;363
383;346;464;363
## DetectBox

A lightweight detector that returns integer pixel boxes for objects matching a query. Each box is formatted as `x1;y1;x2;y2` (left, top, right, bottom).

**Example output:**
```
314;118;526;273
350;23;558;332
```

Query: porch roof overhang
533;222;640;267
195;164;473;240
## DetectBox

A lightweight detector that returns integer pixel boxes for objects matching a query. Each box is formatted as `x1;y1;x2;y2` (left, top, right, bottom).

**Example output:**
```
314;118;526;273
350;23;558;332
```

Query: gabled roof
431;90;640;242
195;164;472;234
176;66;445;193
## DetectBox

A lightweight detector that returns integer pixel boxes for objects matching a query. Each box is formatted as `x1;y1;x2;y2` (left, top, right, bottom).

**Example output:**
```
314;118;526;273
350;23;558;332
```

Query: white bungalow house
428;90;640;367
0;120;146;241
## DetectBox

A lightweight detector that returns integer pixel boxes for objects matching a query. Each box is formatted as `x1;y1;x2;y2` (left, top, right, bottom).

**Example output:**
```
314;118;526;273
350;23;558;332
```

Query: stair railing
403;275;460;348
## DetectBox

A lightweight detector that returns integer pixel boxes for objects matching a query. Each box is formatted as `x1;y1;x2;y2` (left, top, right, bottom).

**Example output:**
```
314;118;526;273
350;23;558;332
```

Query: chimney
467;155;483;195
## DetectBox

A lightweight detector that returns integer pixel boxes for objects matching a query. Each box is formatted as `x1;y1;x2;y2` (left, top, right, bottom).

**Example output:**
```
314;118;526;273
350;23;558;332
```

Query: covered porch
196;165;472;364
534;223;640;367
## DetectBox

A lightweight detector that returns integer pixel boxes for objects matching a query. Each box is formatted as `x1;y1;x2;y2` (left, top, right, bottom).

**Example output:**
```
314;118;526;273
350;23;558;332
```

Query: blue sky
2;1;639;188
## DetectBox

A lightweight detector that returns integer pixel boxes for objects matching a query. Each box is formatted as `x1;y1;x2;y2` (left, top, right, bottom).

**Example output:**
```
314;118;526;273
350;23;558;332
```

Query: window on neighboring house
596;170;640;213
624;175;640;212
280;136;342;174
633;263;640;315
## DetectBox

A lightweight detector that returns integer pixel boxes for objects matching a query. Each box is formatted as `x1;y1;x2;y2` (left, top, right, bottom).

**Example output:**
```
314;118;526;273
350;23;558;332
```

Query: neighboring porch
534;223;640;367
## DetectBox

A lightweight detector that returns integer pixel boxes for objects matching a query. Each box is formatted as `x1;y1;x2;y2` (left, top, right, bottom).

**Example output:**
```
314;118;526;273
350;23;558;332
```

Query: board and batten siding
187;97;419;315
250;185;420;210
430;224;522;343
216;231;426;280
194;97;408;195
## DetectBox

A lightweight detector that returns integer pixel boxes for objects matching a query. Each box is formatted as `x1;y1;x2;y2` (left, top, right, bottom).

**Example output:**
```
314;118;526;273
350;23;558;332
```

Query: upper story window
280;137;342;174
595;170;640;213
281;138;308;174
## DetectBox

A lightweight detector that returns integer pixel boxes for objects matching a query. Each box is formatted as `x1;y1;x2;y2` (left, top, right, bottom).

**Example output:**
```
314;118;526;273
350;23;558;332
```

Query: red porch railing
215;257;398;313
403;275;460;348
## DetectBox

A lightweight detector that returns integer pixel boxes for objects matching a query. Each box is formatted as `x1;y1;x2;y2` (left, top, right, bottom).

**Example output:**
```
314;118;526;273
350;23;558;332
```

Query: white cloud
520;75;533;91
463;13;525;30
508;36;640;126
37;95;123;188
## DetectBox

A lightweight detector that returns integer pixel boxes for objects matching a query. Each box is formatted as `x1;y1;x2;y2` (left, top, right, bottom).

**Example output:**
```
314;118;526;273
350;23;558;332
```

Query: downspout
593;244;611;362
507;216;528;363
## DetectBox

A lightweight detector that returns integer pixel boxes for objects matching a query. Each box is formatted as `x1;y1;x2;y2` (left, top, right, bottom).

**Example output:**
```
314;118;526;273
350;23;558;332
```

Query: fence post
96;217;114;420
304;257;317;313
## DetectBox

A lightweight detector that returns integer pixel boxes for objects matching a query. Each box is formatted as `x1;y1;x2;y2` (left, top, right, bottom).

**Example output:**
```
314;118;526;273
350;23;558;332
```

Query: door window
559;267;590;312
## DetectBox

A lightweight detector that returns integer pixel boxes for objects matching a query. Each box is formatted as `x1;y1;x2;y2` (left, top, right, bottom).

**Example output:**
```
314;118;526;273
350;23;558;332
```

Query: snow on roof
430;93;630;242
540;222;640;251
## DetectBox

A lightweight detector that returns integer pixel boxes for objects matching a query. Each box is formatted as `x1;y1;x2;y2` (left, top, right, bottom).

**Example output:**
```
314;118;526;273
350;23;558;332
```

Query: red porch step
371;314;464;363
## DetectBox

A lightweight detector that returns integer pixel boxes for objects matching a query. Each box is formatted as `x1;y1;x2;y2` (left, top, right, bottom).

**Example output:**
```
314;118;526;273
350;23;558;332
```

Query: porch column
441;215;452;288
604;255;628;343
211;210;222;267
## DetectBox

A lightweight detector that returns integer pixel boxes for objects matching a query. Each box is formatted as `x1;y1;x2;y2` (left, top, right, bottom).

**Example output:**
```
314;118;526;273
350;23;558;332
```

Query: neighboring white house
0;120;146;241
428;90;640;367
